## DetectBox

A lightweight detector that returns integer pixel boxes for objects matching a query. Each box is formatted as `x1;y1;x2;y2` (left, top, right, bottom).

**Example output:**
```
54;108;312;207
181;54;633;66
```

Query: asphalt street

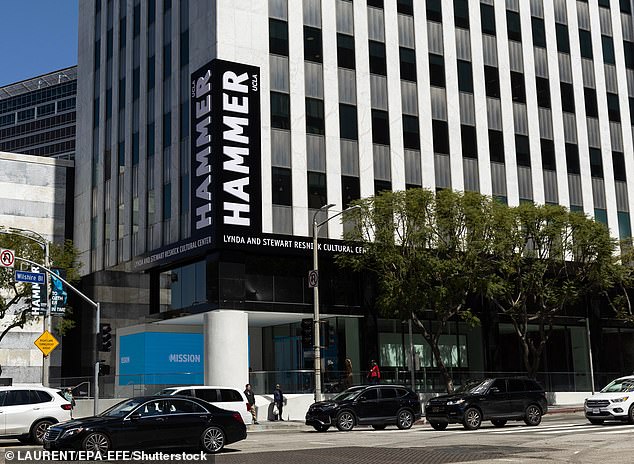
1;413;633;463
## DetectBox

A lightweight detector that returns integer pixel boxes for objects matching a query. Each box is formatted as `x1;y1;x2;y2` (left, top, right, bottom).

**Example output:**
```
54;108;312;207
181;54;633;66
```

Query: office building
0;67;77;160
73;0;634;392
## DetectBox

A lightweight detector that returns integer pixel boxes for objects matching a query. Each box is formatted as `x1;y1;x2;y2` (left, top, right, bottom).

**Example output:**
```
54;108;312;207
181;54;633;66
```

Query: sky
0;0;78;87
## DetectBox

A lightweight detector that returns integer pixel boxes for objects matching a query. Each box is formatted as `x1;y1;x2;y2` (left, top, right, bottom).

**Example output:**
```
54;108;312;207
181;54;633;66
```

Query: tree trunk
430;342;454;394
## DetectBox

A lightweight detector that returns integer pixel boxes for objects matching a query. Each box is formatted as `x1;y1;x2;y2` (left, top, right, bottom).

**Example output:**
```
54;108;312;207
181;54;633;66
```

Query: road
0;413;632;463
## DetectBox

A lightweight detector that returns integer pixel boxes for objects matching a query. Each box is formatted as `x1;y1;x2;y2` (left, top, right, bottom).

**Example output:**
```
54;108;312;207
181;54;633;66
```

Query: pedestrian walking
273;384;284;421
367;360;381;385
62;387;76;418
244;383;258;424
343;358;354;389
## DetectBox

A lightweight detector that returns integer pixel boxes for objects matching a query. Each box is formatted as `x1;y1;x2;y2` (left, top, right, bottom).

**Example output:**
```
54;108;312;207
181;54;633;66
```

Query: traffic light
301;319;313;348
99;362;110;376
99;323;112;352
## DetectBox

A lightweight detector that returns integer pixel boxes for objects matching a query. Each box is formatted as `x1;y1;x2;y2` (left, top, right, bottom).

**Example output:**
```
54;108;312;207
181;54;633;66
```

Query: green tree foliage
487;204;616;378
0;232;81;348
339;189;499;393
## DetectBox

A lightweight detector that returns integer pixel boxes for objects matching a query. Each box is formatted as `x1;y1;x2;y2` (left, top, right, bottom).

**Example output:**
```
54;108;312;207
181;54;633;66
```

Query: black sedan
42;395;246;453
306;385;422;432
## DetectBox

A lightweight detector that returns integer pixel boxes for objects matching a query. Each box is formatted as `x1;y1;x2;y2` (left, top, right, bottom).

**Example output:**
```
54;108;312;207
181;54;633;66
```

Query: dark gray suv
424;377;548;430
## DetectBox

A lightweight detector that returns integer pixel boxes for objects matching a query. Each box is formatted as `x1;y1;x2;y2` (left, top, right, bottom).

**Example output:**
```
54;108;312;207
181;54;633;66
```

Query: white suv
585;375;634;424
157;385;252;424
0;386;72;444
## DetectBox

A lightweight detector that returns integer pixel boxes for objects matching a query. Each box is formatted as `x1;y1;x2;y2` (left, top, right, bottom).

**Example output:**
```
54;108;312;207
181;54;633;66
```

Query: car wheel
628;405;634;425
30;420;54;446
430;422;448;431
463;408;482;430
524;405;542;426
82;432;111;453
313;424;330;432
336;411;355;431
491;419;507;428
397;409;414;430
588;419;604;425
201;426;226;453
371;424;386;430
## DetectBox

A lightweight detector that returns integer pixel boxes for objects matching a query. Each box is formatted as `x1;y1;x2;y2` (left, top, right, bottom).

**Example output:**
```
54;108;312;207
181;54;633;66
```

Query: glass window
272;167;292;206
598;0;610;8
613;151;626;181
432;120;449;154
399;47;417;82
304;26;323;63
426;0;442;22
579;30;593;59
380;388;398;399
358;388;378;401
147;122;155;157
163;111;171;147
622;0;632;14
403;115;420;149
507;11;522;42
308;172;327;209
480;4;496;35
461;125;477;158
560;83;575;113
602;36;616;65
624;41;634;69
37;103;56;117
269;19;289;56
17;108;35;122
163;183;171;220
566;143;581;174
367;0;383;7
585;88;599;118
271;92;290;130
371;110;390;145
541;139;556;170
458;60;473;93
397;0;413;15
194;388;219;403
508;379;525;392
5;390;31;406
536;77;551;108
590;148;604;178
220;389;243;402
429;54;445;87
484;66;500;98
630;97;634;125
342;176;360;208
340;104;358;140
489;130;505;163
30;390;52;404
516;135;530;167
556;24;570;53
511;72;526;103
595;208;608;225
607;93;621;122
163;44;171;79
532;17;546;48
169;399;207;414
618;212;632;240
337;34;355;69
369;41;387;75
306;98;325;135
454;0;469;29
490;379;507;393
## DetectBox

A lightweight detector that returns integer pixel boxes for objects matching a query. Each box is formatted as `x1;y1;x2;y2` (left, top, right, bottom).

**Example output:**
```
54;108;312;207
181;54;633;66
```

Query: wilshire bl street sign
15;270;46;284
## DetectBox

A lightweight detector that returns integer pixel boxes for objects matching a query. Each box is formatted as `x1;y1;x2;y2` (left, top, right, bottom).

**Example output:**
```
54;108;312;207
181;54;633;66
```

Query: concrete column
204;310;249;387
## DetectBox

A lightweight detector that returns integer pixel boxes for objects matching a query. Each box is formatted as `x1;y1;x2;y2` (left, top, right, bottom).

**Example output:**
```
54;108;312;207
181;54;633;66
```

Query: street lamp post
14;256;102;415
312;203;359;402
583;317;595;394
0;228;50;386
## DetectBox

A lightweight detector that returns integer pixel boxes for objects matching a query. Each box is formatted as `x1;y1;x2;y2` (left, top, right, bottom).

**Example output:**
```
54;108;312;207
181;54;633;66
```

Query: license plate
592;408;600;414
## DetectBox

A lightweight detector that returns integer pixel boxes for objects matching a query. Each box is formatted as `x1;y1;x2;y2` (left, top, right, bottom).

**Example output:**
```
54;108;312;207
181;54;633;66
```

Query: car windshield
332;387;365;402
156;388;178;396
453;379;492;394
99;398;146;417
600;378;634;393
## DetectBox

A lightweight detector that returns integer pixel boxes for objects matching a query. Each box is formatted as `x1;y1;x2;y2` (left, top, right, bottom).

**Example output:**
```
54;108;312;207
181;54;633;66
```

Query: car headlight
610;397;629;403
61;427;84;439
446;399;465;406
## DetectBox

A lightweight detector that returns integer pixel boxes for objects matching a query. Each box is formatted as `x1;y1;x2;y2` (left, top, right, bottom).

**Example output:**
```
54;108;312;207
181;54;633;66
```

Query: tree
0;232;80;356
338;189;499;393
487;204;615;378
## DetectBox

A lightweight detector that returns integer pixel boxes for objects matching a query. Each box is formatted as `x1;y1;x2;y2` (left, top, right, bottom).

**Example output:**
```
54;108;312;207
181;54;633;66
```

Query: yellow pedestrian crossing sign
34;331;59;357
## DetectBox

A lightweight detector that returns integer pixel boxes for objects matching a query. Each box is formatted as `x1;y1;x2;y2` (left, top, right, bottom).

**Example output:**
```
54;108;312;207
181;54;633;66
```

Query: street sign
15;270;46;284
0;248;15;268
308;270;319;288
34;330;59;357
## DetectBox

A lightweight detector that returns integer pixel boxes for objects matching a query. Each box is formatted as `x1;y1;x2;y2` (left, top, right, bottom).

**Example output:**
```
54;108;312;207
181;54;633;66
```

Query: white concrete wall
204;310;249;388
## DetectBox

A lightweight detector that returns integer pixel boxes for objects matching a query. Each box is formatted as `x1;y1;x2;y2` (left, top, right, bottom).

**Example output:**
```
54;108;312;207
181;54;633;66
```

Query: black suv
424;377;548;430
305;385;422;432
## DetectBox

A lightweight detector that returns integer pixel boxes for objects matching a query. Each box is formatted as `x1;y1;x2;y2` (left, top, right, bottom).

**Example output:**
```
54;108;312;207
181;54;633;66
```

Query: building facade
74;0;634;393
0;67;77;160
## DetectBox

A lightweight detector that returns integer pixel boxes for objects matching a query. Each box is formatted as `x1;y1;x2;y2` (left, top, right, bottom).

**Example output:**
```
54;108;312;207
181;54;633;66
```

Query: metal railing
49;368;628;398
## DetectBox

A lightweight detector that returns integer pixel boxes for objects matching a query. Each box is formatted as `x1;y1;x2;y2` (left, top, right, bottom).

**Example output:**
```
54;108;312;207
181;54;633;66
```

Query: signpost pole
13;256;101;416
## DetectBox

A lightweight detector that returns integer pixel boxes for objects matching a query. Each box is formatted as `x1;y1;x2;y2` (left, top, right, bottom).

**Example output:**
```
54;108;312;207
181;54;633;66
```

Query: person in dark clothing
273;384;284;421
244;383;258;424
